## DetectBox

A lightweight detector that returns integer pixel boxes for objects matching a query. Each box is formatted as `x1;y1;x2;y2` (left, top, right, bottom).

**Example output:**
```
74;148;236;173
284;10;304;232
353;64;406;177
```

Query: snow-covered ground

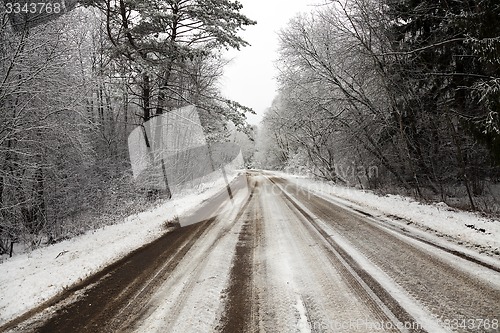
0;170;242;326
2;169;499;328
273;172;500;257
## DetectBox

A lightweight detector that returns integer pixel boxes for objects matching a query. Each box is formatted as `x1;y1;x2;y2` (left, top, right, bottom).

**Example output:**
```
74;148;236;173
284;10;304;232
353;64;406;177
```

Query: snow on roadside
272;172;500;256
0;172;240;326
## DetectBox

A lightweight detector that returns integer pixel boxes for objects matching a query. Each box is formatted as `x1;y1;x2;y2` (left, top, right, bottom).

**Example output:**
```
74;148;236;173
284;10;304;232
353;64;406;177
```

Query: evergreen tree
387;0;500;163
386;0;500;204
83;0;256;120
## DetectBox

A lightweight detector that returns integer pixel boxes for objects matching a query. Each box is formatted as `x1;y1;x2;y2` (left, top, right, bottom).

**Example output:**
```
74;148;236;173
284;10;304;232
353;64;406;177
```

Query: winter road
2;171;500;332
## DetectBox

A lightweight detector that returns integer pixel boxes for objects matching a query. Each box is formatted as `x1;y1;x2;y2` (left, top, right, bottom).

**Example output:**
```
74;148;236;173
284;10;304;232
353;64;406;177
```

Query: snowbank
274;172;500;257
0;172;241;326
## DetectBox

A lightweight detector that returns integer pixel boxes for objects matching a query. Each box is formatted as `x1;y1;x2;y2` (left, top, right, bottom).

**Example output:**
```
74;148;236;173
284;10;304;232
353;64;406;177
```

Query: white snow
0;171;242;326
133;184;250;333
2;169;499;328
270;174;499;333
257;174;398;332
295;296;312;333
271;171;500;257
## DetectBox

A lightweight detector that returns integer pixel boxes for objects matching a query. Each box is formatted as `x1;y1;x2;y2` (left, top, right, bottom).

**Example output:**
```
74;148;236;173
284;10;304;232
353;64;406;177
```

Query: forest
2;0;500;256
256;0;500;214
0;0;255;254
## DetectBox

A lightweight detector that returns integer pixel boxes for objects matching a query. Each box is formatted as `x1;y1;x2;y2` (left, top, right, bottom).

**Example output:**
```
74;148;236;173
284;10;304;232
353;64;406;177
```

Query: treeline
257;0;500;211
0;1;254;254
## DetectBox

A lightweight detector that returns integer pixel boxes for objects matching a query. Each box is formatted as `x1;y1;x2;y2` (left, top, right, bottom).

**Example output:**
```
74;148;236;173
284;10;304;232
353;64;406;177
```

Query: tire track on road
3;174;252;333
218;179;261;333
24;218;216;333
225;174;408;333
267;176;426;333
269;175;500;333
128;173;256;333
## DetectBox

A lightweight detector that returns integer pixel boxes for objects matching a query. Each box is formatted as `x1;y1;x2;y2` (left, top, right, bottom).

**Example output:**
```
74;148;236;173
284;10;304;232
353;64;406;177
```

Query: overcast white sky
220;0;318;125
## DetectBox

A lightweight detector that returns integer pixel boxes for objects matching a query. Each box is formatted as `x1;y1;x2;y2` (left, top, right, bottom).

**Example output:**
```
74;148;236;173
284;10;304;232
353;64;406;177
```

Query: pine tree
385;0;500;205
83;0;256;120
387;0;500;162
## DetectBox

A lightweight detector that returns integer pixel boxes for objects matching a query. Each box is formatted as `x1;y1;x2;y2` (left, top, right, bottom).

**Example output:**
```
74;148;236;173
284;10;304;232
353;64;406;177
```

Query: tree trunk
142;74;151;121
446;112;476;210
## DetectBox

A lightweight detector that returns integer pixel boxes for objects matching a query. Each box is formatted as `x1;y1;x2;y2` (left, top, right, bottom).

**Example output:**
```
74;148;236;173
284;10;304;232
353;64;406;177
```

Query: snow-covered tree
83;0;256;121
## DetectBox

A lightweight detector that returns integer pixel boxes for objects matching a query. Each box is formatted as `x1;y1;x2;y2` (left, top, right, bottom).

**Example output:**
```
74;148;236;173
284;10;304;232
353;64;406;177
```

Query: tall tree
259;0;500;210
387;0;500;205
84;0;256;120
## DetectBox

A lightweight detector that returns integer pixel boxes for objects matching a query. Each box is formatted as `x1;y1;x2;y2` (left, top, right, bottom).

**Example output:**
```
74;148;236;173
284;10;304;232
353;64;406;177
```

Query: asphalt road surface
3;171;500;332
